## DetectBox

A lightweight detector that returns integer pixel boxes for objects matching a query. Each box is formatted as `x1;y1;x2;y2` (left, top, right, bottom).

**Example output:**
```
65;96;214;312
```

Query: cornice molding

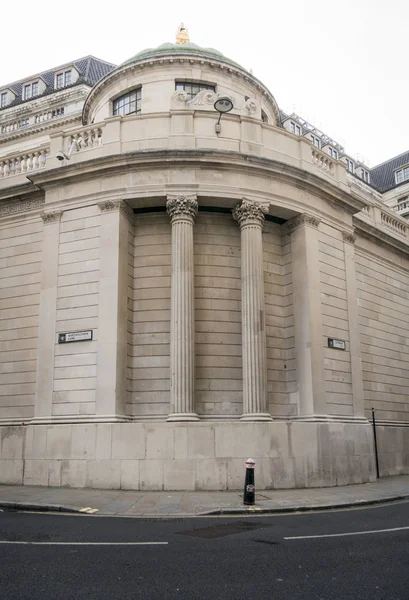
353;214;409;257
0;115;81;145
24;148;367;215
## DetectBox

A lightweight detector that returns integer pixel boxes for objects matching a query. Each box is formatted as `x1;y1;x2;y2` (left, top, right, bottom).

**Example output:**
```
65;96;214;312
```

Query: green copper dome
120;42;244;70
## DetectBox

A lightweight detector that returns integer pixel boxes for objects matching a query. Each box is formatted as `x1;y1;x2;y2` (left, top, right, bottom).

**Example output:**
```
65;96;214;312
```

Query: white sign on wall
58;331;93;344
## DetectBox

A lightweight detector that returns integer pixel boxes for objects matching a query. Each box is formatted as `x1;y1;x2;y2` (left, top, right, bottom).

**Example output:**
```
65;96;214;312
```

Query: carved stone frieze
285;213;321;233
232;199;268;227
342;230;356;245
0;197;44;218
41;210;62;224
166;195;198;221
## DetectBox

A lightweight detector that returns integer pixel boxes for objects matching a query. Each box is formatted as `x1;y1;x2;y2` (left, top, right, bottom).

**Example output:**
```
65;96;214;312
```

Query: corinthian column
233;200;272;421
166;195;199;421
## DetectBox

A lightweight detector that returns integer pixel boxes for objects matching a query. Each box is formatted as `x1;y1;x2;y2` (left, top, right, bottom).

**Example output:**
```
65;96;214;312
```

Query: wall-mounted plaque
58;331;93;344
328;338;346;351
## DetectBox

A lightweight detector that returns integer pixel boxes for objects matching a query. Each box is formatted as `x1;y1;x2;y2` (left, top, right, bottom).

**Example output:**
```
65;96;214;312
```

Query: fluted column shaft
233;200;272;421
166;196;199;421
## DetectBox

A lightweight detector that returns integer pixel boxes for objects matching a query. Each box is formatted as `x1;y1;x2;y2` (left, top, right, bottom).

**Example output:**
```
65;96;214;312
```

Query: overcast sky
2;0;407;166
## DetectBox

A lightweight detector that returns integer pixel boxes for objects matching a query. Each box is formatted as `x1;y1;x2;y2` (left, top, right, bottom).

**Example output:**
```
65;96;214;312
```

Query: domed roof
120;42;244;71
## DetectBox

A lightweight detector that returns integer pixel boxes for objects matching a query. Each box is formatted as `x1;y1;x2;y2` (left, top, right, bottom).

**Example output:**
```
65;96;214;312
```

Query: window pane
65;71;71;86
56;74;63;88
113;89;141;116
396;170;403;183
32;82;39;97
403;167;409;179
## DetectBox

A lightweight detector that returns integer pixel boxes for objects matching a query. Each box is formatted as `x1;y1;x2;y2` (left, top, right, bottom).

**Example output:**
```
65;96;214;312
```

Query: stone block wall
52;205;100;417
319;224;353;417
264;223;296;417
355;245;409;423
194;212;242;417
0;421;378;489
0;215;43;423
128;212;171;418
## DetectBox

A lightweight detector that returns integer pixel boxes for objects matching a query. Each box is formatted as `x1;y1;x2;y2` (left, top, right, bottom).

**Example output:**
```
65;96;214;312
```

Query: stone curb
198;494;409;516
0;502;82;514
0;494;407;517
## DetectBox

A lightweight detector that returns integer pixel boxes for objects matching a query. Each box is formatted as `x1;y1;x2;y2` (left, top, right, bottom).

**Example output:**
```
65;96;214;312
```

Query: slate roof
369;151;409;193
0;56;116;112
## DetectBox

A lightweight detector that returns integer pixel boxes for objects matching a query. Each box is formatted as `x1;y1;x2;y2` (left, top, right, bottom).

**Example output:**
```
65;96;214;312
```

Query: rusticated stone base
1;421;405;491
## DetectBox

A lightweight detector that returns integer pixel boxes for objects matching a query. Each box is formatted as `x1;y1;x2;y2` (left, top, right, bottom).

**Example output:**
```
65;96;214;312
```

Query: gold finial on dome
176;23;190;45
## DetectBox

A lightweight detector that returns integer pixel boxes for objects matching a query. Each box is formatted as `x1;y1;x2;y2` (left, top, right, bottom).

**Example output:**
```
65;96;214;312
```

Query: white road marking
285;525;409;540
0;541;168;546
79;507;99;514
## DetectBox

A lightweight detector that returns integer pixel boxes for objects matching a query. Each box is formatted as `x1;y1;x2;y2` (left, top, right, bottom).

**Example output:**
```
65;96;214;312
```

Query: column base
240;413;272;422
166;413;200;422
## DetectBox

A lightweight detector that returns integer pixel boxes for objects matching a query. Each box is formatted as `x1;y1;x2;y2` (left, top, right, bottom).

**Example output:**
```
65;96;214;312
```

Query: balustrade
311;148;334;174
68;126;102;151
380;210;407;236
0;148;48;178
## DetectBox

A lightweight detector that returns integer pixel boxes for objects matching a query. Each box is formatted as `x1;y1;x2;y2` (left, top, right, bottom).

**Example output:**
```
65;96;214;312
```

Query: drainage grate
176;521;272;539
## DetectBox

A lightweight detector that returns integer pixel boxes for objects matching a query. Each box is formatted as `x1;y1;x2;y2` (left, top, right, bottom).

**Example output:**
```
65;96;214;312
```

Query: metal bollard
243;458;256;505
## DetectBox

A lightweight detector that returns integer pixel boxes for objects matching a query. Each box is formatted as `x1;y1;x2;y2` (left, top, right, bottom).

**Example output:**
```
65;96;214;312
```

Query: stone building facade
0;29;408;490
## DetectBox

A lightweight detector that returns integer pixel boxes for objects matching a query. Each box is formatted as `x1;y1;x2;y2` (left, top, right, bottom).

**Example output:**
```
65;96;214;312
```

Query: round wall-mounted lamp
214;97;234;133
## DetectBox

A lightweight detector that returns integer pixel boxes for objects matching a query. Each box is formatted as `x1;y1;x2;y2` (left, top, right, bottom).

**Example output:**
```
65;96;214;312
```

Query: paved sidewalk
0;475;408;517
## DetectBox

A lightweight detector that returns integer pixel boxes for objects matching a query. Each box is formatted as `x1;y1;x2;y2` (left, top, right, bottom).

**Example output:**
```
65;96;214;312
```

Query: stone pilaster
33;210;62;421
287;213;327;419
166;195;199;421
95;200;133;421
233;200;272;421
342;230;366;419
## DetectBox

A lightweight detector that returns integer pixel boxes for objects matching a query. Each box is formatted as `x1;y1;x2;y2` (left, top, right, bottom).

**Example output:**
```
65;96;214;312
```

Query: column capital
166;195;198;222
232;199;268;228
41;210;62;224
98;199;134;221
342;230;356;245
285;213;321;233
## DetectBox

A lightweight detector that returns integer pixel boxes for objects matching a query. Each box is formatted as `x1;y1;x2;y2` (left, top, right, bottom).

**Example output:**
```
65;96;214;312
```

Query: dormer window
290;121;301;135
361;169;370;183
310;135;320;148
56;70;72;89
175;81;216;101
23;81;39;100
346;159;354;173
395;166;409;185
1;92;7;108
113;88;141;116
328;147;338;159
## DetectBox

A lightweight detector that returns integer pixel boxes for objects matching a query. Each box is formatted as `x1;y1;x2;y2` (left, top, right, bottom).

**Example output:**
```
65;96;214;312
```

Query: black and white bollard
243;458;256;505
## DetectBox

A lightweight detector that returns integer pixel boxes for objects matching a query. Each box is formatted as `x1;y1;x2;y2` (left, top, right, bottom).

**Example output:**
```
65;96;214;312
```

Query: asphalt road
0;501;408;599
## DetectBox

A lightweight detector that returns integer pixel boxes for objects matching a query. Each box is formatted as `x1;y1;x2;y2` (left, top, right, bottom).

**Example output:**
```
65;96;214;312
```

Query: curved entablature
82;43;281;126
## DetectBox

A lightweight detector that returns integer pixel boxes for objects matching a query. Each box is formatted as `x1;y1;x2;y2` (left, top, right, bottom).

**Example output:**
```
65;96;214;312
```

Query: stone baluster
166;195;199;421
233;199;272;421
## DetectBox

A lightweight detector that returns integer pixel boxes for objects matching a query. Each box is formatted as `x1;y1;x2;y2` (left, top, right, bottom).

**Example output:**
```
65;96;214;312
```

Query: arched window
261;109;268;123
113;88;142;116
